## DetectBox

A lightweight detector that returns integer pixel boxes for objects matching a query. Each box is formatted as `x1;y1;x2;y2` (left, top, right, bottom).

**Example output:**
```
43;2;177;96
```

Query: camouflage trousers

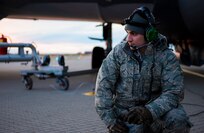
113;105;192;133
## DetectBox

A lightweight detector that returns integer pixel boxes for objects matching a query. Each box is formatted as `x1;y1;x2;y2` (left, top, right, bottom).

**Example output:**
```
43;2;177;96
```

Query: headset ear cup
146;26;158;42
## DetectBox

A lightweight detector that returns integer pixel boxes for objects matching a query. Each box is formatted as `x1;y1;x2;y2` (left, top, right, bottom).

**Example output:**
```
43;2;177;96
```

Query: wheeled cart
20;53;70;90
0;42;70;90
21;65;69;90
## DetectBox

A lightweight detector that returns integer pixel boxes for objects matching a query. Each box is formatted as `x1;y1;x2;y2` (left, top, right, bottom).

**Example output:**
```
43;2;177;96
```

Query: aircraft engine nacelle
153;0;204;41
178;0;204;40
153;0;204;66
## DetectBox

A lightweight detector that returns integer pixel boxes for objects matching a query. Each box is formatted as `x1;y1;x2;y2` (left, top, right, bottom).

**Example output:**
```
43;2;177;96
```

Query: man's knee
162;106;192;132
162;126;190;133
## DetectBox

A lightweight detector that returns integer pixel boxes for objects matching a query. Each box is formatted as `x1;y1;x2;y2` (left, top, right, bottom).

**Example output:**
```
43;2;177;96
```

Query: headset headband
123;6;155;27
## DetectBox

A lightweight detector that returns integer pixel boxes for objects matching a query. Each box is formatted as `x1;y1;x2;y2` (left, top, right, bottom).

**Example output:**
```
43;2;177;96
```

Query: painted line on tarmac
50;84;58;90
182;68;204;78
83;91;95;96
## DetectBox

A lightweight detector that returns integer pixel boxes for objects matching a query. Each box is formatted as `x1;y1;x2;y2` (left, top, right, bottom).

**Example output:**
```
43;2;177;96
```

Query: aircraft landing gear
92;47;105;69
22;76;33;90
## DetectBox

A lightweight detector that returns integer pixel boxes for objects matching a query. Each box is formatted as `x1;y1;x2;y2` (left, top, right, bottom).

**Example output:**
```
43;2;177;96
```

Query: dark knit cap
124;13;148;35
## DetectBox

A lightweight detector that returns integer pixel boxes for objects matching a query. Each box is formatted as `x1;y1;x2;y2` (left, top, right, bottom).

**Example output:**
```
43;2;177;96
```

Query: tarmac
0;65;204;133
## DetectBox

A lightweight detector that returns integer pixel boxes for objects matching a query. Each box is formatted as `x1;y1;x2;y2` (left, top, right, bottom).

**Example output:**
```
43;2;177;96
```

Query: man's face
126;30;146;48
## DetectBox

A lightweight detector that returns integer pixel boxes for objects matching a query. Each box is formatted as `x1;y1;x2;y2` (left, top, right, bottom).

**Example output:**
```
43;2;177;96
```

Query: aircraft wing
1;0;204;39
0;0;154;23
1;0;204;66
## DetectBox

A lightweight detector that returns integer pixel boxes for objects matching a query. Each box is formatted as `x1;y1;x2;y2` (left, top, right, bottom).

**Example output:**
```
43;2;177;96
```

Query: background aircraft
0;0;204;67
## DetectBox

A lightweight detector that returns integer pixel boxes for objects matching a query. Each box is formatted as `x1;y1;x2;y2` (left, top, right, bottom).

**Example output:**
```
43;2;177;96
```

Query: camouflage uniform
95;34;192;132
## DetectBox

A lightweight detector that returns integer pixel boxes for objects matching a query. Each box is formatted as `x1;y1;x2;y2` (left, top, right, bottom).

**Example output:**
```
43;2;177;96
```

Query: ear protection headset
124;6;158;42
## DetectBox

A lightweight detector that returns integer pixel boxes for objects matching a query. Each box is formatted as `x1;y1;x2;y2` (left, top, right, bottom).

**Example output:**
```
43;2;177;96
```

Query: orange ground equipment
0;34;8;55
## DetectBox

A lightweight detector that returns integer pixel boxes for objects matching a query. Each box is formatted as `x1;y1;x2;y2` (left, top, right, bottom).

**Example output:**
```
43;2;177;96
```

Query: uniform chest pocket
152;66;162;91
144;72;162;92
120;61;136;79
140;66;161;97
151;75;161;92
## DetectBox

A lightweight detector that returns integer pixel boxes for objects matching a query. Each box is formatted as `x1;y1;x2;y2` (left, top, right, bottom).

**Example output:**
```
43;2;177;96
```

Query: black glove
108;121;129;133
122;107;153;125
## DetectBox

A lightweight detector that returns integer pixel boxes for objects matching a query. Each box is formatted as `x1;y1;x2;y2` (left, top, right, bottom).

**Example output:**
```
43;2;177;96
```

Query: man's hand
122;107;153;125
108;121;129;133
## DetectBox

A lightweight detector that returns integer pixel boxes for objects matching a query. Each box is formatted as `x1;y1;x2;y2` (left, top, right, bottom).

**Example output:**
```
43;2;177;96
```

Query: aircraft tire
23;76;33;90
92;47;105;69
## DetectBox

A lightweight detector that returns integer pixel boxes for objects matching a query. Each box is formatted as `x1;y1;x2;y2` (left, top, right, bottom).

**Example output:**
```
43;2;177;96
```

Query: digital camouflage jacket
95;34;184;127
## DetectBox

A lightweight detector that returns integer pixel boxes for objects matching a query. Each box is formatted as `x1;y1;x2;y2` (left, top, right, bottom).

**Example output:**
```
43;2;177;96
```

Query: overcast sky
0;18;126;54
